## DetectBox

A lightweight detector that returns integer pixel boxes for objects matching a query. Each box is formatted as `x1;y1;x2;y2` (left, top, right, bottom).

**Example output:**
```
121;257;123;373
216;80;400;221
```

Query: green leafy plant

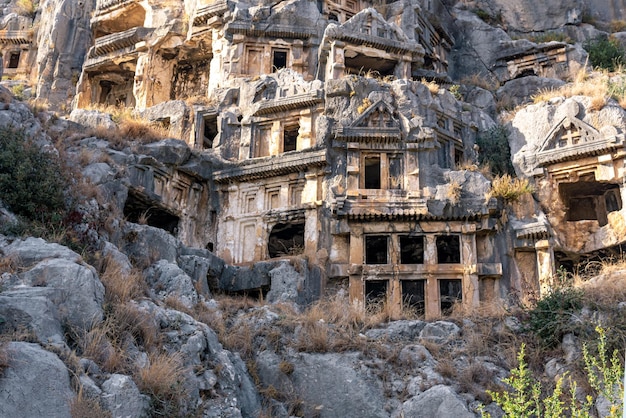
528;287;584;348
486;327;622;417
0;127;66;224
476;125;515;176
583;326;624;416
583;35;625;71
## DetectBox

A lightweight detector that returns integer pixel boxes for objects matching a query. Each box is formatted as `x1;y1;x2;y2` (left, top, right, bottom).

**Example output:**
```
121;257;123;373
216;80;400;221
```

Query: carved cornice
334;126;402;142
325;26;423;55
89;27;153;58
253;90;324;116
336;197;496;221
225;22;317;39
193;1;229;26
213;149;326;183
515;222;549;240
536;135;625;166
95;0;134;14
0;30;33;45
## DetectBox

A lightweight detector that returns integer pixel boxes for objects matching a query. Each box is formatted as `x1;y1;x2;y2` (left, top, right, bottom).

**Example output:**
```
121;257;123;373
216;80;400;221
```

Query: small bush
489;174;534;202
486;327;623;417
609;19;626;33
0;127;66;224
475;125;515;177
583;35;625;71
136;352;189;417
527;32;572;44
15;0;37;18
421;78;439;94
527;287;584;348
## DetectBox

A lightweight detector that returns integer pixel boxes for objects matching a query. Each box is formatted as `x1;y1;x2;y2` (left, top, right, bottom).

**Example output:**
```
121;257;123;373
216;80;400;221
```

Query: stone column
328;40;345;80
461;230;480;311
535;239;555;297
424;235;438;319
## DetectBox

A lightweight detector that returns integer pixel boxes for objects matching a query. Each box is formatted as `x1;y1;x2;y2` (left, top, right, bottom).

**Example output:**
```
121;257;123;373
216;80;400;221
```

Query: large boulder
0;342;75;418
2;236;81;267
121;223;180;266
101;374;150;418
0;288;65;345
419;321;461;345
365;320;427;342
143;260;199;308
394;385;474;418
137;138;191;166
69;109;117;131
276;352;388;418
19;258;105;330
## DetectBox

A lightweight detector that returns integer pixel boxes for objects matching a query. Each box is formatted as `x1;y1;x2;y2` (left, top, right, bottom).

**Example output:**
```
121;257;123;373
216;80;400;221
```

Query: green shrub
0;127;66;224
583;35;625;71
527;287;584;348
475;125;515;176
485;327;622;417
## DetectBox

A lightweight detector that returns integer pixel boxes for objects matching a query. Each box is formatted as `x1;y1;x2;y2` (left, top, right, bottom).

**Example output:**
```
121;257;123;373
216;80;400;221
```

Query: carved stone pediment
325;8;421;54
335;99;402;142
536;116;624;166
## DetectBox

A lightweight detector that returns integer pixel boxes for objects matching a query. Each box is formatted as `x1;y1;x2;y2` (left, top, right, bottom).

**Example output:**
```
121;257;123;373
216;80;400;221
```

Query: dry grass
421;78;440;94
98;255;146;304
357;97;372;114
76;303;159;373
223;321;255;358
461;73;500;92
609;19;626;33
0;343;9;377
488;174;534;202
135;353;189;416
446;180;462;205
84;104;168;149
0;254;19;274
532;68;626;110
457;361;495;402
70;390;112;418
278;360;294;375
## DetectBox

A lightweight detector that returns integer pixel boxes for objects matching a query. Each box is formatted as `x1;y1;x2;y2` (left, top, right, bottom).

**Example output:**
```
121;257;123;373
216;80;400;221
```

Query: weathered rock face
35;0;95;108
1;237;105;331
0;342;75;418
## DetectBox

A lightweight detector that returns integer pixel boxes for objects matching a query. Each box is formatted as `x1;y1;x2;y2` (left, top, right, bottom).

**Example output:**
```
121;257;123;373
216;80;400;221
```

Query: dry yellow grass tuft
70;388;112;418
357;97;372;114
136;352;188;404
0;343;10;377
488;174;534;202
98;256;146;304
532;68;626;110
421;78;440;94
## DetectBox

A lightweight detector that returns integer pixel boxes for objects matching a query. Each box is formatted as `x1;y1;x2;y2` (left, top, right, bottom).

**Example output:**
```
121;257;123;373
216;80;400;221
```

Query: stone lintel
213;149;326;183
226;22;317;40
253;90;324;116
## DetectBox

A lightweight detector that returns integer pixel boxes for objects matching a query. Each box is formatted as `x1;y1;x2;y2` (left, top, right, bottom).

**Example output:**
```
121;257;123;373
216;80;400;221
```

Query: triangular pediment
340;8;409;44
333;99;402;142
538;116;601;153
351;99;400;129
535;116;624;166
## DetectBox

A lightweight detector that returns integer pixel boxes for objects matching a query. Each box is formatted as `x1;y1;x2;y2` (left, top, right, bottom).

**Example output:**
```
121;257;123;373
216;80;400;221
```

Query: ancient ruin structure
0;14;35;80
513;99;626;285
71;0;626;318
